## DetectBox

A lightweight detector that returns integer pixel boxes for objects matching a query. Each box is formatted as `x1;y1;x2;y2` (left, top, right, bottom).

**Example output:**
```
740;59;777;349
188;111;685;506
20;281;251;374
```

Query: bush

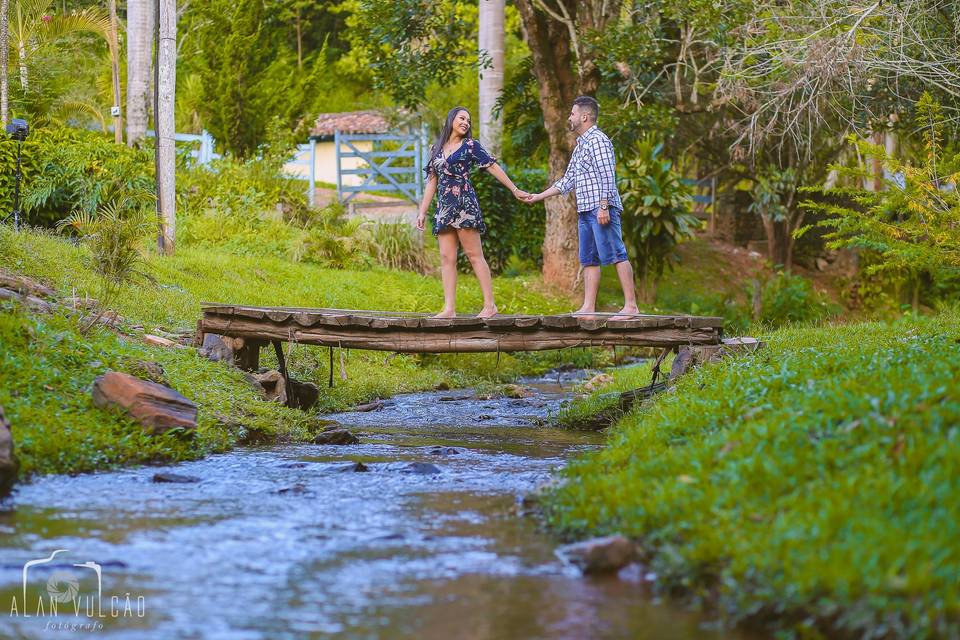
290;203;373;270
0;126;154;228
758;271;840;325
370;218;433;274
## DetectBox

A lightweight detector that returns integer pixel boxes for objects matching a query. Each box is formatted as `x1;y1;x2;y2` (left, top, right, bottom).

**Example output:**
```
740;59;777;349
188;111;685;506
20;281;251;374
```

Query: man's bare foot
572;307;597;319
477;305;499;319
610;305;641;322
432;310;457;319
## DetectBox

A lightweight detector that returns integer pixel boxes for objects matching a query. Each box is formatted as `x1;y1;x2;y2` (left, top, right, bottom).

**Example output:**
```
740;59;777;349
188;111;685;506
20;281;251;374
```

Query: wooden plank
265;310;292;323
541;315;580;329
418;316;487;329
483;315;541;329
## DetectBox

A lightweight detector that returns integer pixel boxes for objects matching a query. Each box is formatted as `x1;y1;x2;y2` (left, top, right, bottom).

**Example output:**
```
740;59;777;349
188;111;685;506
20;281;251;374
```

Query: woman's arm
416;174;438;231
485;163;529;200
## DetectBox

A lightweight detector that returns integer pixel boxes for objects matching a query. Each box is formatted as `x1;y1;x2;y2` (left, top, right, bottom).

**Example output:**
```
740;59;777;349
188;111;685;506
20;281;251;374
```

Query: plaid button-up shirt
552;125;623;212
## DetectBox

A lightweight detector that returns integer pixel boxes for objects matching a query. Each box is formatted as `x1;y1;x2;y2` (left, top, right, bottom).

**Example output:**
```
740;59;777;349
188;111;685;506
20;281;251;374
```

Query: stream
0;369;758;639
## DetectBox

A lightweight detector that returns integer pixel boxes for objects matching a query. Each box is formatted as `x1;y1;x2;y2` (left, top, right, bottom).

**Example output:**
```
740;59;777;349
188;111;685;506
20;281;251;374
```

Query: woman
417;107;528;318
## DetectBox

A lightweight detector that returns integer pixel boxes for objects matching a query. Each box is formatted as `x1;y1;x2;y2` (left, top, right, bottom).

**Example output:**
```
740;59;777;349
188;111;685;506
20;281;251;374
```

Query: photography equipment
2;118;28;230
6;118;28;142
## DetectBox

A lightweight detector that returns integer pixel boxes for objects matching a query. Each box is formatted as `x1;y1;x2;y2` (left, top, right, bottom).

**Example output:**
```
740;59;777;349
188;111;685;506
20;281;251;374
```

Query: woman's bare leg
435;230;459;318
457;228;498;318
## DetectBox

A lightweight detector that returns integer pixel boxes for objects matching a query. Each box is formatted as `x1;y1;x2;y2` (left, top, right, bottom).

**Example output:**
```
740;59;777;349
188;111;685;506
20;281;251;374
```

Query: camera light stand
11;139;22;231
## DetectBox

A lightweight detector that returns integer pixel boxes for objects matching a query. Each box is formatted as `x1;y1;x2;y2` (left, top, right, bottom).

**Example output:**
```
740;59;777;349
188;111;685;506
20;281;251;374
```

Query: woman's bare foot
610;305;641;321
477;305;499;319
432;310;457;319
572;306;597;320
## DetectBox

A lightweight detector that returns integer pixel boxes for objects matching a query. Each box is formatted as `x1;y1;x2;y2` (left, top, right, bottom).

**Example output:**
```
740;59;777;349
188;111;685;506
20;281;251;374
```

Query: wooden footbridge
198;304;724;370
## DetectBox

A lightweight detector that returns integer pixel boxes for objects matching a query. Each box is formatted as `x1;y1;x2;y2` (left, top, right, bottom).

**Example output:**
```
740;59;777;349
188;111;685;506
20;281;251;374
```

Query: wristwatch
599;202;609;210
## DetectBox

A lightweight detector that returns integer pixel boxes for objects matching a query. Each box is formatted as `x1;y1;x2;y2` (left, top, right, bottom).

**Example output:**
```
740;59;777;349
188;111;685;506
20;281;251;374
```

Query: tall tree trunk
478;0;504;156
17;41;26;91
155;0;176;255
108;0;123;144
127;0;155;146
515;0;580;290
514;0;621;290
0;0;8;126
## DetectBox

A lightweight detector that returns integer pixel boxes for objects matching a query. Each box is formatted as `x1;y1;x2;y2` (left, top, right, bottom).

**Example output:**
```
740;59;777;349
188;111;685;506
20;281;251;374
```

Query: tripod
1;140;23;230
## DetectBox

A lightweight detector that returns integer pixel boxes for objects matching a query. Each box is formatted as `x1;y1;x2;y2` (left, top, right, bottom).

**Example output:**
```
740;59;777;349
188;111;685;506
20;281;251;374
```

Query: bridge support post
233;338;267;371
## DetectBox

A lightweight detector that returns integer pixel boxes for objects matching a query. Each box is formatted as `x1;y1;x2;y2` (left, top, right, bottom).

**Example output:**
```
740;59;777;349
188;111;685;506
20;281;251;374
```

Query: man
525;96;640;318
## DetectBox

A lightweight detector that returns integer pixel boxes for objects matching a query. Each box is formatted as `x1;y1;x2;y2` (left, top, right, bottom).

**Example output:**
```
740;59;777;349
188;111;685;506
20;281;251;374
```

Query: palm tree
126;0;153;146
478;0;504;155
8;0;110;92
155;0;176;254
1;0;9;126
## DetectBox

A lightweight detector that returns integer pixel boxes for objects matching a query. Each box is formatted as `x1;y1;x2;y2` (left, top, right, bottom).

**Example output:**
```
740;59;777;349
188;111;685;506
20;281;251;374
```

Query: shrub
289;203;373;269
618;136;700;299
56;195;154;323
0;126;154;228
758;271;840;326
370;218;433;274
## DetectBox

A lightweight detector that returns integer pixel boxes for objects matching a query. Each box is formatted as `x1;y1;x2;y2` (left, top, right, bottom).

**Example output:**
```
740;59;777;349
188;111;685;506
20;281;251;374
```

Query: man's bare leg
434;231;459;318
611;260;640;320
574;265;602;317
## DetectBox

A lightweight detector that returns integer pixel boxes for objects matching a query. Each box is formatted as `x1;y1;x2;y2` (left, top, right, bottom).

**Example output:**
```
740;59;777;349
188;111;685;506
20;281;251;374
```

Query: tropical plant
0;126;154;228
56;192;154;328
8;0;110;92
369;219;432;274
804;93;960;310
618;136;699;302
289;202;373;269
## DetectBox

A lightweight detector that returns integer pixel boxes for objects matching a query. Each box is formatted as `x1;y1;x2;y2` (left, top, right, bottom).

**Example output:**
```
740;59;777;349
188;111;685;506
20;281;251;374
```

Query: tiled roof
310;111;390;137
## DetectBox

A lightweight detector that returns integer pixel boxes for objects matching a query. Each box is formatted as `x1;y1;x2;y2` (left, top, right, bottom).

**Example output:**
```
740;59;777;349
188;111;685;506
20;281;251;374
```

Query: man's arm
525;160;573;203
591;136;617;223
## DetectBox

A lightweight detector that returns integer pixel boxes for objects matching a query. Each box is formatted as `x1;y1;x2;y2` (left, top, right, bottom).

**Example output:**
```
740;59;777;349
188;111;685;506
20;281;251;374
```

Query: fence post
335;129;343;202
308;138;316;207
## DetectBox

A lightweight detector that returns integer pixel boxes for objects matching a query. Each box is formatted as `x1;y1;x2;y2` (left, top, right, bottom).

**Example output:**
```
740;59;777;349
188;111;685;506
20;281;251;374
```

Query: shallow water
0;370;758;639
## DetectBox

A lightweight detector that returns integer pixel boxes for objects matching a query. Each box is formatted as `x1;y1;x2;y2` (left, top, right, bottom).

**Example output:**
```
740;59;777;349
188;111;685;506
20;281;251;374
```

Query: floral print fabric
425;138;497;236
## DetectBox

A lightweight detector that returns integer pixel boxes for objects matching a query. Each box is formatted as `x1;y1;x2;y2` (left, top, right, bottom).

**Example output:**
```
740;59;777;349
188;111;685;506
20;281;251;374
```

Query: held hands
522;191;545;204
511;187;531;201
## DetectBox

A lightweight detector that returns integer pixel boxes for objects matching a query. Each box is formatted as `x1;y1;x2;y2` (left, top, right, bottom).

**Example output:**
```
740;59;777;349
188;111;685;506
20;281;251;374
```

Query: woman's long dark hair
429;107;472;161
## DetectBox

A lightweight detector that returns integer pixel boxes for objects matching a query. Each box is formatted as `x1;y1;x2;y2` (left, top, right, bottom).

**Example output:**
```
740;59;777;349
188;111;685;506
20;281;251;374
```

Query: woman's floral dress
425;138;497;236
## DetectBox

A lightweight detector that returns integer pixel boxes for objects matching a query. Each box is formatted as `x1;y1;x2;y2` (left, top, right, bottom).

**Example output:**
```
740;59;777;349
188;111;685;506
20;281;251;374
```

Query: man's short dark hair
572;96;599;122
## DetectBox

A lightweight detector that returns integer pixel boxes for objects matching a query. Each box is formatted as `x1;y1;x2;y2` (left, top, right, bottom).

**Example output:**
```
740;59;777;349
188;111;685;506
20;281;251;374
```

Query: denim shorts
578;206;629;266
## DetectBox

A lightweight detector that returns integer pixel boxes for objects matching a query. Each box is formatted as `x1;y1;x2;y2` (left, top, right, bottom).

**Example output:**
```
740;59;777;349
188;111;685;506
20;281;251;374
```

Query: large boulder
0;405;19;498
556;535;637;575
199;333;234;363
92;372;197;434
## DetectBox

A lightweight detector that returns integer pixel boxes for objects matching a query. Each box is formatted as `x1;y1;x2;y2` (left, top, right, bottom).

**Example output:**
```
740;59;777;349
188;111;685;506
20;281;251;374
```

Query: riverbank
545;311;960;638
0;226;593;480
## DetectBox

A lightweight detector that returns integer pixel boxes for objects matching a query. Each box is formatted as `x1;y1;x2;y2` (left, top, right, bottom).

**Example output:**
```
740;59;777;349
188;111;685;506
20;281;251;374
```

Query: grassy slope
546;312;960;638
0;226;578;478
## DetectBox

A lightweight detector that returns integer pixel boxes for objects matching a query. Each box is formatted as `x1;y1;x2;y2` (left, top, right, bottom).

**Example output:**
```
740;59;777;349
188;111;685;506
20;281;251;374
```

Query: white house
283;110;390;188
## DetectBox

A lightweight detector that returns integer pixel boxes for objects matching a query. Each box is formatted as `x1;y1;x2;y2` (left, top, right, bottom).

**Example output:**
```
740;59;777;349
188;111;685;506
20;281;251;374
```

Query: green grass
545;312;960;638
551;354;674;429
0;225;584;479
